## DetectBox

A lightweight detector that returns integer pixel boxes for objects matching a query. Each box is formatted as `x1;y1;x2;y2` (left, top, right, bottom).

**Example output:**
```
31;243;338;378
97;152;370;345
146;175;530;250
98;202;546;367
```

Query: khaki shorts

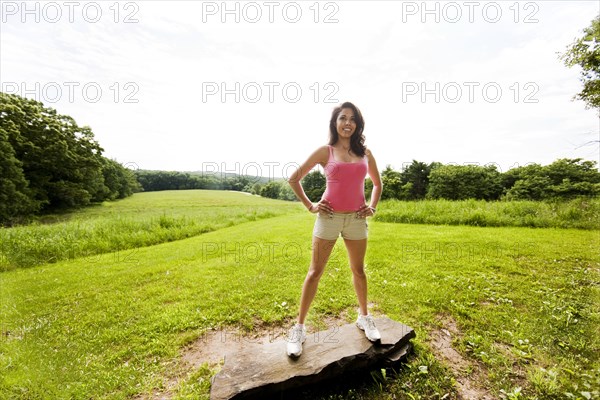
313;211;368;241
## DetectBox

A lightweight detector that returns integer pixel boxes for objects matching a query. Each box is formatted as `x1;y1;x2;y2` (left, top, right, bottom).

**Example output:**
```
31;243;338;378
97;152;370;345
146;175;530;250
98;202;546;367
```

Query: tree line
136;158;600;203
0;93;141;226
135;170;266;193
379;159;600;201
254;159;600;203
134;170;298;200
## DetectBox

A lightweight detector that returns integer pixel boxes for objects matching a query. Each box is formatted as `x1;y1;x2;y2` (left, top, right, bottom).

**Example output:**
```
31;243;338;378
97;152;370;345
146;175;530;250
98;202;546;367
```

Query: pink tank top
321;145;368;212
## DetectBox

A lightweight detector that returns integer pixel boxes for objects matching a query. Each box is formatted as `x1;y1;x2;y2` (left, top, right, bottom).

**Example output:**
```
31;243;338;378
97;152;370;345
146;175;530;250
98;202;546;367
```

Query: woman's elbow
287;177;300;187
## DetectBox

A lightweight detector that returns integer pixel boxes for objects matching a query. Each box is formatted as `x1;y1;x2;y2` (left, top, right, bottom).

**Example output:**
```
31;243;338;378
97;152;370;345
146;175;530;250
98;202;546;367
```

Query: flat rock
210;317;415;400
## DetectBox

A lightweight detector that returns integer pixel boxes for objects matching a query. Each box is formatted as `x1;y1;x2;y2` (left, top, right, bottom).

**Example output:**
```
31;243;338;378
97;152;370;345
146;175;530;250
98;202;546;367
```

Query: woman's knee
351;265;367;279
306;266;325;282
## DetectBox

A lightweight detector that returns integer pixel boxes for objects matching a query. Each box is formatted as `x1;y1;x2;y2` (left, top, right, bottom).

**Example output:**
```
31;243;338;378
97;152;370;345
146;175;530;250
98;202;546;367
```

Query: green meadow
0;191;299;272
1;190;598;399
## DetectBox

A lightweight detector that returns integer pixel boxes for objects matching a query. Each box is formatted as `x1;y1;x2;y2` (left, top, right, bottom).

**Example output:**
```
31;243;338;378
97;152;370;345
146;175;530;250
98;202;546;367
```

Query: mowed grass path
1;192;599;399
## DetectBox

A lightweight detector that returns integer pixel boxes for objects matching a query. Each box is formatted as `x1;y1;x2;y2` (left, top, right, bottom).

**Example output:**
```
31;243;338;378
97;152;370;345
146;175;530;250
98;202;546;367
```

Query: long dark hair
328;101;366;158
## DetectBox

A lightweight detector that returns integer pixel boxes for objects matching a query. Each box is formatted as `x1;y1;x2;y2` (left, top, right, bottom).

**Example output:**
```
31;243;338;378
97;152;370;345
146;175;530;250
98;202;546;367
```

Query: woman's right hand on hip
310;199;333;215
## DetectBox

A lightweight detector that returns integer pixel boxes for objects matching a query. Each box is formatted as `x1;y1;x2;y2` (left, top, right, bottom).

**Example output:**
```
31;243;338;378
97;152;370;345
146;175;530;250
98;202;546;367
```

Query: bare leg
297;236;337;324
343;238;368;316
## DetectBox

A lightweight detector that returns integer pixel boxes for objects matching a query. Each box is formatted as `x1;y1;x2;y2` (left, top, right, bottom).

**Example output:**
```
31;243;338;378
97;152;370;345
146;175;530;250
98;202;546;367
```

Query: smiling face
336;108;356;139
328;102;365;148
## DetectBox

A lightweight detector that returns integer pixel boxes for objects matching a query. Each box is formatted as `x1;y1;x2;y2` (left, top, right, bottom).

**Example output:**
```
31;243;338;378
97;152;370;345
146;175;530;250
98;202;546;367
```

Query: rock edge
210;317;416;400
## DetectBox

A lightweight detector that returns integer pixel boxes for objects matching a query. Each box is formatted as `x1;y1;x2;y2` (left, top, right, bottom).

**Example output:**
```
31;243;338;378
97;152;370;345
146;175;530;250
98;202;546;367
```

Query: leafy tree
134;170;219;191
503;159;600;200
301;170;326;202
364;177;373;201
101;158;142;199
0;125;40;224
400;160;437;200
225;175;253;191
0;92;141;222
561;15;600;112
399;182;414;200
504;176;552;201
502;163;543;191
241;183;253;193
1;93;105;209
278;182;297;201
381;165;402;200
427;164;503;200
260;181;281;199
544;158;600;198
550;178;599;198
544;158;600;186
111;165;139;198
250;182;262;195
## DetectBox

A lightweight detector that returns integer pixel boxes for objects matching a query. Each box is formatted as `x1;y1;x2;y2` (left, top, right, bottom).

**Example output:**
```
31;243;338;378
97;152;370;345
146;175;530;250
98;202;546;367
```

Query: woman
286;101;383;357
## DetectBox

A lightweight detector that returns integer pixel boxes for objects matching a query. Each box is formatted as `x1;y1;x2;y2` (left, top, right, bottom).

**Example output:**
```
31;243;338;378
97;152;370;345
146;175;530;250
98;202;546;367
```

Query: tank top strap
327;144;334;161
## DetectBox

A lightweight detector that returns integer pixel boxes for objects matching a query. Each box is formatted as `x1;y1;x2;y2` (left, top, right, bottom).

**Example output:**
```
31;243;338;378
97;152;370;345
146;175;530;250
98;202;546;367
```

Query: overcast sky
2;0;599;179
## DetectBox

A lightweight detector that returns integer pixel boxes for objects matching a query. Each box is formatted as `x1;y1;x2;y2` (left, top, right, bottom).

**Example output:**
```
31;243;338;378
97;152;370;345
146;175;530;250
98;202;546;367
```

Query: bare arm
287;146;329;211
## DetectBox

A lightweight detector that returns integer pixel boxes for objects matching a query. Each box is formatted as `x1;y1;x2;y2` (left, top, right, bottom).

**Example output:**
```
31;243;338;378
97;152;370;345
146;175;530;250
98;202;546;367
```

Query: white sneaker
286;324;307;357
356;314;381;342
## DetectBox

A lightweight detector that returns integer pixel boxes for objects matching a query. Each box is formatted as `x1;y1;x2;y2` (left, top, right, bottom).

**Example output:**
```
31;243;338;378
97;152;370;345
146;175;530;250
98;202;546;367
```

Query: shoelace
288;326;303;342
365;316;376;330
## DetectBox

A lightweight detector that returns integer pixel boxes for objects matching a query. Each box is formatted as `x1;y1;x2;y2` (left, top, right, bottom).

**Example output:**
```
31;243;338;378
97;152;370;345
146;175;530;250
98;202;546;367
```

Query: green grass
1;191;599;399
0;190;302;271
375;198;600;230
4;193;597;272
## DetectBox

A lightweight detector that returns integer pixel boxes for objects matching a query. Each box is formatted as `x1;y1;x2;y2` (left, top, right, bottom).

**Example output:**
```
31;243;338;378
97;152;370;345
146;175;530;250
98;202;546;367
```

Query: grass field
0;190;300;271
1;190;599;399
376;198;600;230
